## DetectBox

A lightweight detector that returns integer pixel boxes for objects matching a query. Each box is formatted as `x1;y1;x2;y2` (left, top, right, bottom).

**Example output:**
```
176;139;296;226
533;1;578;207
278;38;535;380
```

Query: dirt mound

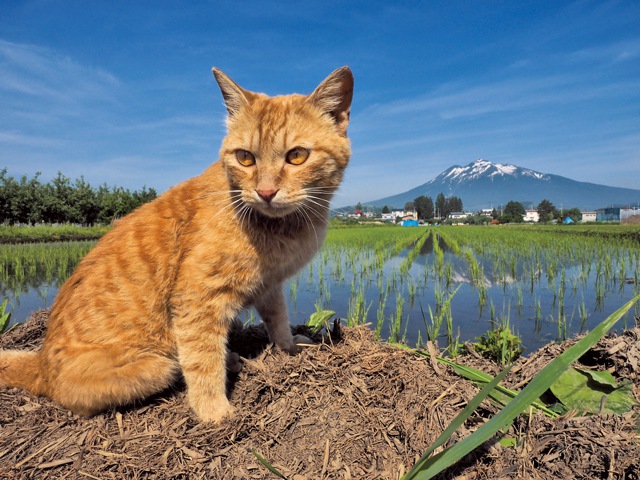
622;215;640;225
1;311;639;479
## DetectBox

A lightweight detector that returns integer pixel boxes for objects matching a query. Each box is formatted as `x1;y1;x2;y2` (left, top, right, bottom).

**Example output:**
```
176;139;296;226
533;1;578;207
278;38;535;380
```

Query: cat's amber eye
235;150;256;167
285;147;310;166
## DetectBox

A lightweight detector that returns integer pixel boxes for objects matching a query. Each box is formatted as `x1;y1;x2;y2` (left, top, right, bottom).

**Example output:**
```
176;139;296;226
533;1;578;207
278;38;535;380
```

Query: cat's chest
254;232;319;280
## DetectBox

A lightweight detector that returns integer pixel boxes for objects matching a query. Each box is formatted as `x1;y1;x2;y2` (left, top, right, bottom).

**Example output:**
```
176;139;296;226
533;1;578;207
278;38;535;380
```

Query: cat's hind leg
44;345;181;417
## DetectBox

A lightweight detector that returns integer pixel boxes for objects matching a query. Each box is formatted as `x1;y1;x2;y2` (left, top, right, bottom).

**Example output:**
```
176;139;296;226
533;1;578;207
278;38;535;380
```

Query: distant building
524;210;539;222
448;212;468;220
402;219;419;227
581;211;596;222
382;210;415;223
348;209;366;218
596;207;640;222
621;207;640;222
597;207;620;222
402;212;418;222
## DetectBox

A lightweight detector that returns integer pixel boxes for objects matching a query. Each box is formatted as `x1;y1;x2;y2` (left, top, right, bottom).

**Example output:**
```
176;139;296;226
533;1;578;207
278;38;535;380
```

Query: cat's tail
0;350;45;395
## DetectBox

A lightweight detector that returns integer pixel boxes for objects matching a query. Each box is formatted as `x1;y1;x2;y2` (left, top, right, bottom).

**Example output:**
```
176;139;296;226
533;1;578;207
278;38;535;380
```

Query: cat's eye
235;150;255;167
286;147;310;165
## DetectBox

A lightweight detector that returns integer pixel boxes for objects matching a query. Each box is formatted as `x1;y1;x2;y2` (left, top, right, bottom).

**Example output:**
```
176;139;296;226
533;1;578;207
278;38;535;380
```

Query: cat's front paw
285;334;313;354
190;396;234;423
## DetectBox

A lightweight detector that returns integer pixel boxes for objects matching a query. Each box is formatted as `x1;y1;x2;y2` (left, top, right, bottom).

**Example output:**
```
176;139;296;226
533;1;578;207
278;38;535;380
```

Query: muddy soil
1;310;639;479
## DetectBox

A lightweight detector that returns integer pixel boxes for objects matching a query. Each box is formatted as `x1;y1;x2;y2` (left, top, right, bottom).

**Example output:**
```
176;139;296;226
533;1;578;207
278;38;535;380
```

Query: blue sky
1;1;639;207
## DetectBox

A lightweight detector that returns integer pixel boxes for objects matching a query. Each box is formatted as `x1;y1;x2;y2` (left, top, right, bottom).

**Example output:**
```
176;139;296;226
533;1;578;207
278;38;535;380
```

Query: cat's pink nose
256;189;278;203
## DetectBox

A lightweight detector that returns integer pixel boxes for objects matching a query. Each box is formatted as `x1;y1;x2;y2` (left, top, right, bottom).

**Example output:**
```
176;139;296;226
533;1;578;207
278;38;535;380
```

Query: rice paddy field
286;223;640;353
1;224;639;354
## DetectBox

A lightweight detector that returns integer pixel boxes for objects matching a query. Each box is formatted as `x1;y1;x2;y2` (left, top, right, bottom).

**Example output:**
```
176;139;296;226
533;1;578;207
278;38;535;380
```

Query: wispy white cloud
0;40;120;107
0;39;220;191
0;131;63;148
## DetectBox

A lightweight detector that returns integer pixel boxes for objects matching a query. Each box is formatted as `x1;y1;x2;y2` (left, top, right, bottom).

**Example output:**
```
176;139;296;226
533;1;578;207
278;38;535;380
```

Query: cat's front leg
254;284;311;353
173;303;235;423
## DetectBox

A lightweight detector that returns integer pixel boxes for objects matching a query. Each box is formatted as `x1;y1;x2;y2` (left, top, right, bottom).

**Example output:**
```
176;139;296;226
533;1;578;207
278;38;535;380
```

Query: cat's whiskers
300;203;330;227
293;203;320;251
238;204;255;232
303;195;342;218
198;193;246;233
188;189;244;202
209;194;244;220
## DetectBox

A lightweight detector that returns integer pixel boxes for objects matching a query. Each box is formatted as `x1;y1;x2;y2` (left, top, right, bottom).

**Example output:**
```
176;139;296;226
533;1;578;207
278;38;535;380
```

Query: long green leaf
408;348;555;416
406;363;513;475
404;294;639;480
413;352;557;417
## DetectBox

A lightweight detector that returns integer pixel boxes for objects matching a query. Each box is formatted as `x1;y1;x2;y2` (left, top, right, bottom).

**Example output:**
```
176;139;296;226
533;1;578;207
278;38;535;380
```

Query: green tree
381;205;390;214
501;201;525;223
71;177;100;225
435;193;446;218
444;196;463;217
0;167;157;225
536;199;557;223
404;201;415;212
413;195;433;220
563;207;582;223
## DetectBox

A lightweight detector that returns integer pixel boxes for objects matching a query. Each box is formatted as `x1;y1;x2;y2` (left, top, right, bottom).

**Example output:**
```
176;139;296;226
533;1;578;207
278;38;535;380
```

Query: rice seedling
0;299;11;333
473;317;523;365
348;283;371;326
374;291;387;340
389;293;405;343
407;280;417;308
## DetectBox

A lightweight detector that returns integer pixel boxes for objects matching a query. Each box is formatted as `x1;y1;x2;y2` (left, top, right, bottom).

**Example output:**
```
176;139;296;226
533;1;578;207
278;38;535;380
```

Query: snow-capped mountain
440;159;547;183
366;159;640;211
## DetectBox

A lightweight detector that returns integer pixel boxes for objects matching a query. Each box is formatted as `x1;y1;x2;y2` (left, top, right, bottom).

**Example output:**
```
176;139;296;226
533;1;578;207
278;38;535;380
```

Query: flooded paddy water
1;225;639;354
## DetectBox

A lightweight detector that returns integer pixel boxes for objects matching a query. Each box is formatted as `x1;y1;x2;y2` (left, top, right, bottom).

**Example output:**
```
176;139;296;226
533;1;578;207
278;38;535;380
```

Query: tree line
0;169;158;226
499;199;582;223
377;193;463;221
370;195;583;224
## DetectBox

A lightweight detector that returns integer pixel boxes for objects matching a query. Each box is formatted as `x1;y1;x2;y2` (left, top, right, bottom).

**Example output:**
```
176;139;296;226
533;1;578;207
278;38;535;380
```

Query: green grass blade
251;450;288;479
404;294;640;480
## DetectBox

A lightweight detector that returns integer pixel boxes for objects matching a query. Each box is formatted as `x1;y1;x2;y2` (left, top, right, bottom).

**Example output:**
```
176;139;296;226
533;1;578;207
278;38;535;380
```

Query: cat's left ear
212;67;254;118
308;66;354;136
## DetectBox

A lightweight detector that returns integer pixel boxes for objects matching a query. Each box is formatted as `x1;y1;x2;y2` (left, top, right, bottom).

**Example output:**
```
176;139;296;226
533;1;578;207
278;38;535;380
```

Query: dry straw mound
1;310;639;479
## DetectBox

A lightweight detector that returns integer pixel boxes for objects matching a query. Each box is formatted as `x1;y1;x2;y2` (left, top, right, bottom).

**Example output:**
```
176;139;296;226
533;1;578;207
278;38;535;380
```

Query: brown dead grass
1;310;639;479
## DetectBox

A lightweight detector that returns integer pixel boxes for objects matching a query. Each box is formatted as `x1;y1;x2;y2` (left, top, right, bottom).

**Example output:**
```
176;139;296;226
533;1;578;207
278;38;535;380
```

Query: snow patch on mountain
442;159;548;183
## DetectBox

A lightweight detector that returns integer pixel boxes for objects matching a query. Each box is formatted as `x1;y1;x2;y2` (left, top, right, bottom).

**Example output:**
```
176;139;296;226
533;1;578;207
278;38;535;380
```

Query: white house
524;210;539;222
581;211;596;222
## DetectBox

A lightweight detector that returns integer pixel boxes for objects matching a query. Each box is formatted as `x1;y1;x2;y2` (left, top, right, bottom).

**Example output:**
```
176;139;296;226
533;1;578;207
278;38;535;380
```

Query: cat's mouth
241;190;299;218
247;199;297;218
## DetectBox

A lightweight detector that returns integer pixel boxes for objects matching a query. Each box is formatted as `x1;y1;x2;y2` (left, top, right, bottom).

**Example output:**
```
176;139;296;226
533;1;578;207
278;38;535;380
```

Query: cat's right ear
212;68;252;118
309;66;354;136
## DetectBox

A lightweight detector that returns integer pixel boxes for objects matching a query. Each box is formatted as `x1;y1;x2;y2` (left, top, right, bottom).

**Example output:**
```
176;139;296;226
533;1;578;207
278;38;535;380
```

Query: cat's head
212;67;353;219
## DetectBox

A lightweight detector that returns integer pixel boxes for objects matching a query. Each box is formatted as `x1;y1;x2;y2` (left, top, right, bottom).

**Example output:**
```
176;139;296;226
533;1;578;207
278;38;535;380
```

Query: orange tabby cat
0;66;353;422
